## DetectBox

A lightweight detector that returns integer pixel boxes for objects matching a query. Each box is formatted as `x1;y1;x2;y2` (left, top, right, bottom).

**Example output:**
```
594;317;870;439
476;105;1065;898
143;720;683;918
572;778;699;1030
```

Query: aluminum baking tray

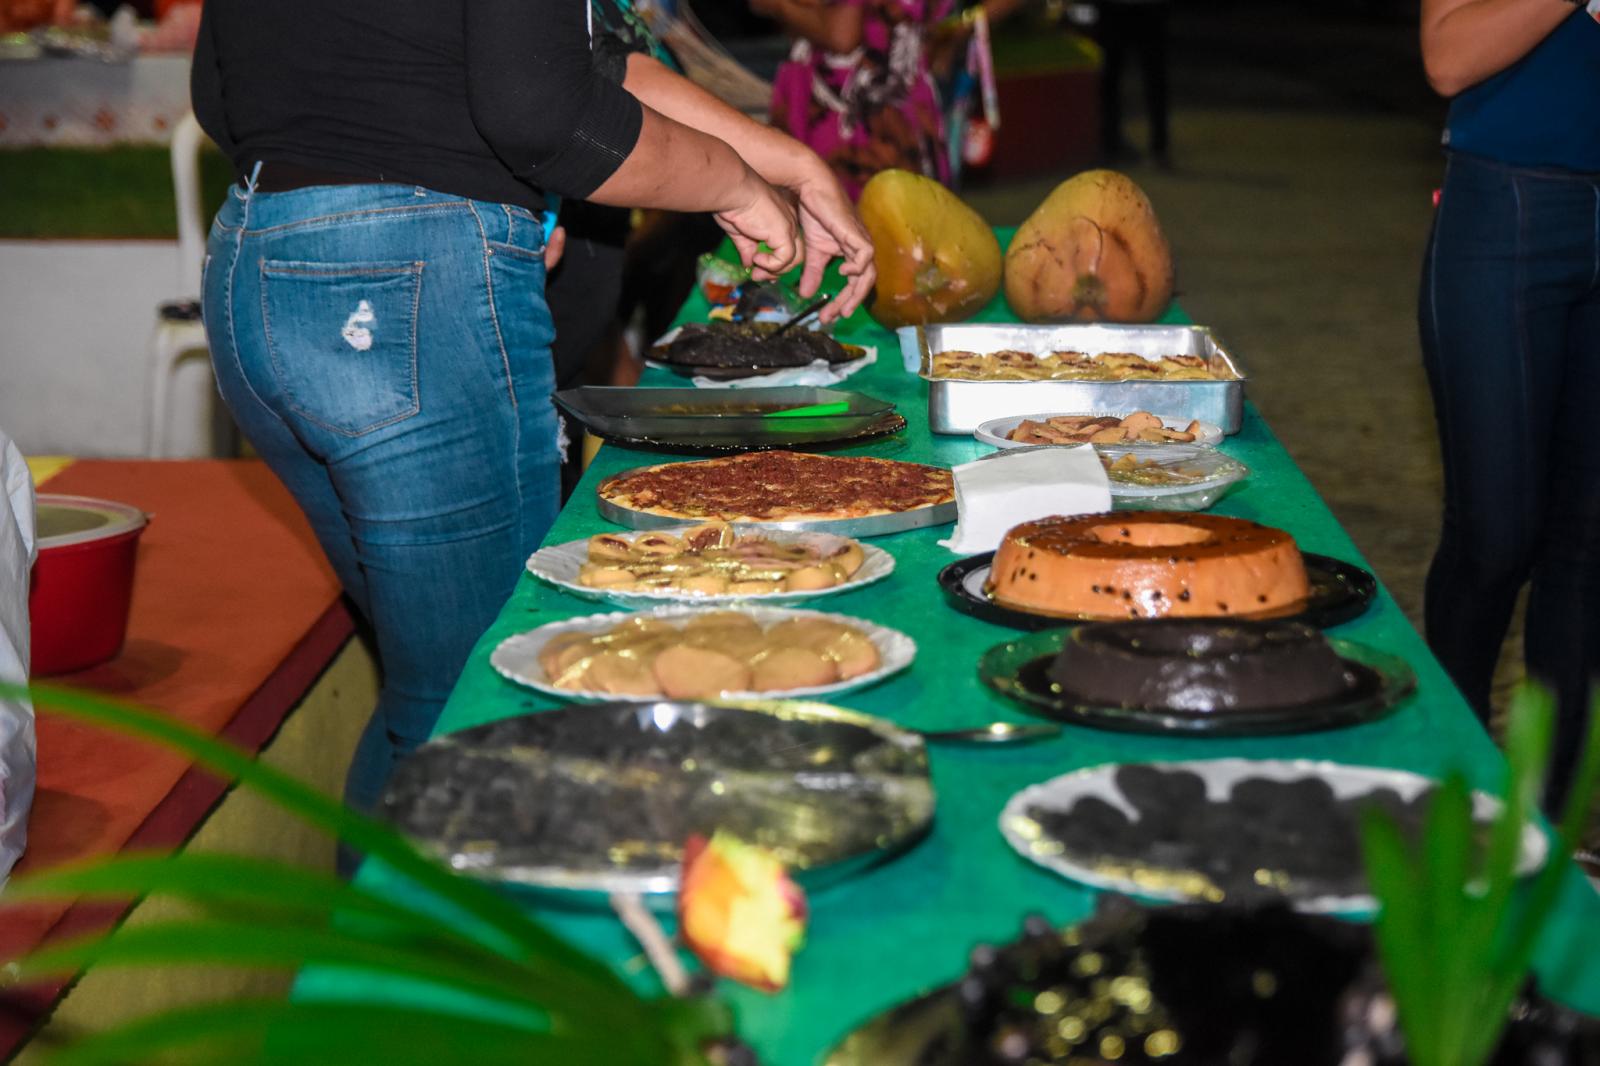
379;699;935;899
595;470;957;537
898;324;1246;435
554;386;896;449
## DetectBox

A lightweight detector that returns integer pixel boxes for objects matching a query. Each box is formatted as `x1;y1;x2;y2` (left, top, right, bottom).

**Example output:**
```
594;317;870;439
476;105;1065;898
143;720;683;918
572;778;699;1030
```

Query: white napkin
938;445;1112;554
690;346;876;390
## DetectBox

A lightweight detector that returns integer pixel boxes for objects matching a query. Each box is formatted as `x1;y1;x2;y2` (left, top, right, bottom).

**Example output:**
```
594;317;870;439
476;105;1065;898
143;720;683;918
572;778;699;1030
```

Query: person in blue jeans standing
1419;0;1600;808
192;0;875;850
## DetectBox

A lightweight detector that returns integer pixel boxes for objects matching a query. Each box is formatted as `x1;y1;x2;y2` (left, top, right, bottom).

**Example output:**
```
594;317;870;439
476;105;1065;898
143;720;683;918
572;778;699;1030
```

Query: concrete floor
967;2;1529;715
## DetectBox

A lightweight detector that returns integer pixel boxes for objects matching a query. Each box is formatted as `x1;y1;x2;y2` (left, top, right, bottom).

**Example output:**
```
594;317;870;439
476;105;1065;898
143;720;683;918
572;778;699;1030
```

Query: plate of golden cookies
489;605;916;703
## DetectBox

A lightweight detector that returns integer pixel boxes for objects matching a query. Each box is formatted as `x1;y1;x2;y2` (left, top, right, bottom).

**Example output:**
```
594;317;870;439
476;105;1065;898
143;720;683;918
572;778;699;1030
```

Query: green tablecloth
298;238;1600;1064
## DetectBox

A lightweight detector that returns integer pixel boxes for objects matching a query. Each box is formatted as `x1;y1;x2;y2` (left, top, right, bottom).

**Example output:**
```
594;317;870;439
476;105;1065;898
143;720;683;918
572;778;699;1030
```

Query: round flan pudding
1048;619;1354;712
988;512;1311;620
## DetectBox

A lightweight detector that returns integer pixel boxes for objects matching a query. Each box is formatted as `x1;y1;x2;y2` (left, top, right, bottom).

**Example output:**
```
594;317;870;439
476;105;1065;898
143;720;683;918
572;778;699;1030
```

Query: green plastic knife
762;401;853;419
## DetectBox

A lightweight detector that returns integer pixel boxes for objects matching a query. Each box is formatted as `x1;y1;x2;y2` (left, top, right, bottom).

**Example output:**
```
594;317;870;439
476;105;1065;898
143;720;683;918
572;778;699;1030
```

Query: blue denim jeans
1419;151;1600;805
203;181;560;826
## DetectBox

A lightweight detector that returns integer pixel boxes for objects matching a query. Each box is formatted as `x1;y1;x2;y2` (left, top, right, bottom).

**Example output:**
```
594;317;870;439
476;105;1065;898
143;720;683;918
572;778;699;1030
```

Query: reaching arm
622;53;876;320
591;108;805;279
1420;0;1573;97
751;0;865;55
463;0;801;277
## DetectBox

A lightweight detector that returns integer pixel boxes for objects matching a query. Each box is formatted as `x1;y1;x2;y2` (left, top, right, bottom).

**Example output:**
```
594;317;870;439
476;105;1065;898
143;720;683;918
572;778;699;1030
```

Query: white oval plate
975;412;1224;450
1000;757;1548;915
526;525;895;609
490;604;916;704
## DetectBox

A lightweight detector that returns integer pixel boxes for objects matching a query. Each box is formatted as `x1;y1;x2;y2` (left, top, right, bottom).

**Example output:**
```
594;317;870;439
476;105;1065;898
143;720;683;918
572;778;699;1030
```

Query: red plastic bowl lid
35;494;148;550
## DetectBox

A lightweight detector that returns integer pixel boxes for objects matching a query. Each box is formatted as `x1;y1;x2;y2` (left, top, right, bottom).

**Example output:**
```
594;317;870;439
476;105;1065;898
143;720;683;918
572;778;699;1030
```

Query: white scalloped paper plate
1000;758;1548;915
526;526;895;609
490;604;916;704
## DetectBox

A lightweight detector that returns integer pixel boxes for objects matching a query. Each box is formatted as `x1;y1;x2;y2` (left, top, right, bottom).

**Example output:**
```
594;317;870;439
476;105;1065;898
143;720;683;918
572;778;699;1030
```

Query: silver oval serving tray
379;699;936;899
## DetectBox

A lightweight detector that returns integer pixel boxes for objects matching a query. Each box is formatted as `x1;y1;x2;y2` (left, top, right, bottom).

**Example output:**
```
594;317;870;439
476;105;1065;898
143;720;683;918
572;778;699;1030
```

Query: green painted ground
0;145;235;238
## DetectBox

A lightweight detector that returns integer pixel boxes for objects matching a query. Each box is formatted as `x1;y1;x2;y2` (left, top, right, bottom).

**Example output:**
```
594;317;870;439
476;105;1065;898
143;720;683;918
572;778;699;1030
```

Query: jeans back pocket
261;258;423;437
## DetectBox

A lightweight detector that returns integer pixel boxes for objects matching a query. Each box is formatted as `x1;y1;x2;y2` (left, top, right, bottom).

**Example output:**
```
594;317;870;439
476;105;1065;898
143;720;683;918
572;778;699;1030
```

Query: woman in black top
193;0;875;838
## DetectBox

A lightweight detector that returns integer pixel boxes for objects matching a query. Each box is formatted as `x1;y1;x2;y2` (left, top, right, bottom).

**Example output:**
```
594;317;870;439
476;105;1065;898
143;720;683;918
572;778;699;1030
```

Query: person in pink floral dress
757;0;955;199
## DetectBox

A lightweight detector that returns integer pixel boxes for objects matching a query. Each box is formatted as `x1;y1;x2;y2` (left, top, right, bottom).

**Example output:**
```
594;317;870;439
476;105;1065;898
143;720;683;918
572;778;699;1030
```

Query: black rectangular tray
554;386;897;449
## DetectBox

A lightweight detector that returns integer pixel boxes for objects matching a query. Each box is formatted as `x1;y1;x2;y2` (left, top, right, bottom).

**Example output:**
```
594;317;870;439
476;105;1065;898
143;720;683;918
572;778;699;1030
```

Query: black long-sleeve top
191;0;645;213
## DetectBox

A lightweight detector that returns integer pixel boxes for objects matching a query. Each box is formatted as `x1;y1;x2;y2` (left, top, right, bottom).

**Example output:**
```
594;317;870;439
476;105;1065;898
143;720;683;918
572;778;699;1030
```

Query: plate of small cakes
978;618;1415;736
490;605;915;703
938;511;1377;631
526;521;895;608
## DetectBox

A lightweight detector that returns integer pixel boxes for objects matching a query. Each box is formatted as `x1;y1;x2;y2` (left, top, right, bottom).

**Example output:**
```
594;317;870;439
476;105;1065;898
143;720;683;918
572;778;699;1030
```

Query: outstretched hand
714;170;805;282
788;163;875;324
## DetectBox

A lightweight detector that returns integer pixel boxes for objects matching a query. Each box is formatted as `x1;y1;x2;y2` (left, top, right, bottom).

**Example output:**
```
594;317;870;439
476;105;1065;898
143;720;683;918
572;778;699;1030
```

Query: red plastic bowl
29;494;148;676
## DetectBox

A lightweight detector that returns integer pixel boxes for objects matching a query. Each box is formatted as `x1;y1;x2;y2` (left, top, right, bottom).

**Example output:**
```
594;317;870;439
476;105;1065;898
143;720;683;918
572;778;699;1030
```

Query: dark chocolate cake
1049;619;1354;713
655;321;855;369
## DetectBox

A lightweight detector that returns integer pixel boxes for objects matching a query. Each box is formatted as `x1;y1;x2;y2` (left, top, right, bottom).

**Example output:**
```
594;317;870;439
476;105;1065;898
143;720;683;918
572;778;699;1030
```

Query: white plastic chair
145;110;213;458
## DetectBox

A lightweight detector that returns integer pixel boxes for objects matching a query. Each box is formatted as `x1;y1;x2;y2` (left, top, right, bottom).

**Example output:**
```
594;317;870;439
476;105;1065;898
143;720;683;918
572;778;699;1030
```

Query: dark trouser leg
1138;2;1171;159
1420;153;1600;806
1420;157;1554;719
546;200;629;501
1528;295;1600;808
1098;5;1130;157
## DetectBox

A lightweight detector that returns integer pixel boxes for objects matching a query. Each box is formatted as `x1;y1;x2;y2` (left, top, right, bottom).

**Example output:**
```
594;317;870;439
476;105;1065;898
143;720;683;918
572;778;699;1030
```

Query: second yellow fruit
1004;169;1175;323
857;169;1002;329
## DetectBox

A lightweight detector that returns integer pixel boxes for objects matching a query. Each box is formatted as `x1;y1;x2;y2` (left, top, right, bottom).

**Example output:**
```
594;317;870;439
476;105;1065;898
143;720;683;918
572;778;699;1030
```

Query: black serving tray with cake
979;619;1415;737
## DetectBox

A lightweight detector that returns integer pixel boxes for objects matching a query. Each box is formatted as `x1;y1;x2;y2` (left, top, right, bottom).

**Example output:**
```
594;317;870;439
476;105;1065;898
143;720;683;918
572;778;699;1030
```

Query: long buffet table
299;239;1600;1064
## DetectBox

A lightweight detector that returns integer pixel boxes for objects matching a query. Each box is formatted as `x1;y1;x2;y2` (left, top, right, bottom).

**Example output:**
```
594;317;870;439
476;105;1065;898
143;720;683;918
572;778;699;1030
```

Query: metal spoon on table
914;721;1062;745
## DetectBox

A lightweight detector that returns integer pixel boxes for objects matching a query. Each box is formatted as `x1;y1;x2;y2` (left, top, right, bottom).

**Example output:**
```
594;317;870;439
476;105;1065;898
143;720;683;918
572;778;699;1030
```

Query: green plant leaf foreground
1362;808;1439;1061
8;682;615;981
2;681;729;1065
1455;685;1555;1066
1428;775;1481;1064
16;920;581;1029
1485;688;1600;1046
1;852;607;1006
41;1000;600;1066
6;853;502;951
1361;683;1600;1066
